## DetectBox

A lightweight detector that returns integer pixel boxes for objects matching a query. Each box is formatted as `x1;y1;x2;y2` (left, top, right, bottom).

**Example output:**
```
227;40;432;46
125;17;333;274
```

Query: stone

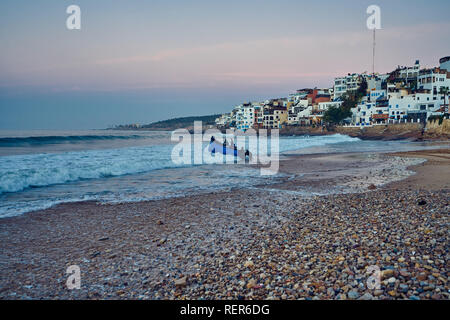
358;293;374;300
90;251;101;258
417;273;427;281
381;269;394;279
327;287;335;297
244;260;254;268
368;184;377;190
175;276;187;287
399;270;410;277
387;277;396;284
373;289;384;296
348;290;359;300
388;290;397;297
246;279;257;289
399;284;408;293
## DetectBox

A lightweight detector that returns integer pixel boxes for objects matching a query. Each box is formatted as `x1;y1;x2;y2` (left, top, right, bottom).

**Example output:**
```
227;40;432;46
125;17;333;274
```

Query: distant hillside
113;114;221;131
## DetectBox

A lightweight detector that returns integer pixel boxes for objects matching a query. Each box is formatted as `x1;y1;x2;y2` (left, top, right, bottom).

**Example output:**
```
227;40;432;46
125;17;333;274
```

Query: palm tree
439;87;449;113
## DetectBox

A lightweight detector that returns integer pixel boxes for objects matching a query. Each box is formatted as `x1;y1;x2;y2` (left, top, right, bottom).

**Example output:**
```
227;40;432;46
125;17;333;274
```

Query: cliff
424;119;450;139
335;123;425;141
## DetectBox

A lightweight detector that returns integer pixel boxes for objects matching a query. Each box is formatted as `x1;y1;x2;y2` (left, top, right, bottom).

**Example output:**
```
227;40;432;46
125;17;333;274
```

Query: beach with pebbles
0;148;448;300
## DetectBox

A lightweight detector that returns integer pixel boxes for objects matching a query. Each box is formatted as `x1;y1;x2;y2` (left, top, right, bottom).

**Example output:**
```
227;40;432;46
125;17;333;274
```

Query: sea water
0;130;441;218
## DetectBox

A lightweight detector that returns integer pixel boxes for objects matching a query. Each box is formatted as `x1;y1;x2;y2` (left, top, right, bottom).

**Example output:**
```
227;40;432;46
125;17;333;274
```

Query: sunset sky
1;0;449;129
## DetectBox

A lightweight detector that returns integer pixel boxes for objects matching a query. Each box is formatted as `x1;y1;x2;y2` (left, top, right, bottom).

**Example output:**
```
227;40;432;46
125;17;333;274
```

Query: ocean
0;130;441;218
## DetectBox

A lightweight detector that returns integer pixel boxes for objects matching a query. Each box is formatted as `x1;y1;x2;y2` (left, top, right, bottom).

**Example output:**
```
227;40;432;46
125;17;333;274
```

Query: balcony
372;114;389;120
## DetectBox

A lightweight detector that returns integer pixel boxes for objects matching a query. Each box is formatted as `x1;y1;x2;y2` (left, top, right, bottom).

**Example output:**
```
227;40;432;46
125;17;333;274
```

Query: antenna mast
372;29;376;75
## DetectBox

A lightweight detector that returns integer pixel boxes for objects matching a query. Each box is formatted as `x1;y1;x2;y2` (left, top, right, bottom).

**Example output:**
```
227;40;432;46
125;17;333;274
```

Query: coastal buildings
287;99;309;125
263;105;287;129
333;74;363;99
215;113;232;127
391;60;421;82
235;103;255;131
440;56;450;71
352;89;389;126
216;57;448;130
417;67;450;95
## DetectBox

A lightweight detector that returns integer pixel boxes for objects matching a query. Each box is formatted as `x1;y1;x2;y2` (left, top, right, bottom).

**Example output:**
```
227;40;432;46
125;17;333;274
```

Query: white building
215;114;231;126
317;101;343;111
440;56;450;72
388;92;445;122
364;74;388;92
287;100;310;124
417;68;450;95
235;104;255;131
352;90;388;126
368;89;387;102
387;95;419;122
298;106;313;119
396;60;421;80
333;74;362;99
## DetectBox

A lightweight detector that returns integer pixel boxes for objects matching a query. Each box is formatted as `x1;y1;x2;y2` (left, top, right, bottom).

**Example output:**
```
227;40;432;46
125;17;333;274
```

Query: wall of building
440;56;450;72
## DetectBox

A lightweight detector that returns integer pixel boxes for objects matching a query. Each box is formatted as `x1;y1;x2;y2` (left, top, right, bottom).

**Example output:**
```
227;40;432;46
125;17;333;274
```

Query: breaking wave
0;134;146;147
0;134;360;195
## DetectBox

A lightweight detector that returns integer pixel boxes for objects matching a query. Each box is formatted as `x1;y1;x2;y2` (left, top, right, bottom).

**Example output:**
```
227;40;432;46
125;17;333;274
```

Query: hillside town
215;57;450;131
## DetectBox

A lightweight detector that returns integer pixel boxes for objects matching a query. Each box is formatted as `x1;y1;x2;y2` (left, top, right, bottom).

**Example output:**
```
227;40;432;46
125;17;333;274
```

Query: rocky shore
0;150;448;300
213;123;450;141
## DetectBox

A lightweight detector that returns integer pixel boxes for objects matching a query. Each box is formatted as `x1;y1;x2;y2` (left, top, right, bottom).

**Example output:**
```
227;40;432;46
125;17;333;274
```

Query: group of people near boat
209;136;252;160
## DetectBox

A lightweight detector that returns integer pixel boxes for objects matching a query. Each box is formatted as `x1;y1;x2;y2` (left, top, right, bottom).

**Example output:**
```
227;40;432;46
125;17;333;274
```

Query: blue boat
208;140;239;157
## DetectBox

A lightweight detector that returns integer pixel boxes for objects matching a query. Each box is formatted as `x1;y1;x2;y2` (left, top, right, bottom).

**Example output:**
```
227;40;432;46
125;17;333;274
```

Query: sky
1;0;450;130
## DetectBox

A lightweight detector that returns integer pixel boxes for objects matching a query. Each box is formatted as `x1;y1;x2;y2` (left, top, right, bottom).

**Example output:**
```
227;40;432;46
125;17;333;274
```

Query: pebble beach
0;148;448;300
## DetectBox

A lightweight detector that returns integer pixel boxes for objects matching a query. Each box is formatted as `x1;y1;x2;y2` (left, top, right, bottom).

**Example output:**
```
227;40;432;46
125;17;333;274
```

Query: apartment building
333;74;362;99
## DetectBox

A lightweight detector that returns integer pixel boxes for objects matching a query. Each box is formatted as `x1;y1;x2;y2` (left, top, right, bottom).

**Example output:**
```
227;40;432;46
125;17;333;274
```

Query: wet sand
0;149;448;300
384;149;450;191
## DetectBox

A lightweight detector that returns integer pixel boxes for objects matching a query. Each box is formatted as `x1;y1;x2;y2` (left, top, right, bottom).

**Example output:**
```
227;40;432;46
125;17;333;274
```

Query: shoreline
111;123;450;142
383;148;450;191
0;149;448;300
